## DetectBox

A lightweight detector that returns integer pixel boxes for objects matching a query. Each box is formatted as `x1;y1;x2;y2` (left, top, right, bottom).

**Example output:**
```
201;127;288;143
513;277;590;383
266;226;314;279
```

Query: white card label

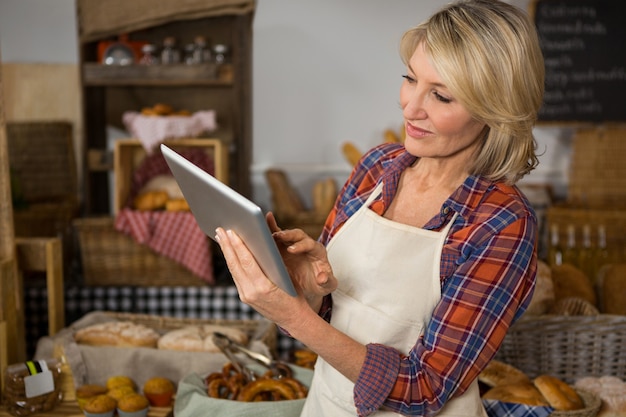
24;360;54;398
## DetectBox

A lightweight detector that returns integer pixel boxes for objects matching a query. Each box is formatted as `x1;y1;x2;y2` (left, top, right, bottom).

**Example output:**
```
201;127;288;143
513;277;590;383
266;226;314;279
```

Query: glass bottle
160;37;180;64
593;224;611;275
547;223;563;267
183;43;196;65
562;224;578;266
577;224;595;283
139;43;158;65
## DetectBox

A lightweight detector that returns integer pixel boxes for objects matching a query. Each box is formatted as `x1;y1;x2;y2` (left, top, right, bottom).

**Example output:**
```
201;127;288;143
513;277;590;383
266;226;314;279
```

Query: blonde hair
400;0;544;184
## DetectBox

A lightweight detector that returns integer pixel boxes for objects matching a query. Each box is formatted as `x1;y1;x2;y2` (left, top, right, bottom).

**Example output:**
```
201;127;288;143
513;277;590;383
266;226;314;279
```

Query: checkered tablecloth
24;285;305;359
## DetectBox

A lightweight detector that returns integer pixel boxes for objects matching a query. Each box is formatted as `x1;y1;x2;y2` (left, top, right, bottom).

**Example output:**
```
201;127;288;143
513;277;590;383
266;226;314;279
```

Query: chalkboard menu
532;0;626;123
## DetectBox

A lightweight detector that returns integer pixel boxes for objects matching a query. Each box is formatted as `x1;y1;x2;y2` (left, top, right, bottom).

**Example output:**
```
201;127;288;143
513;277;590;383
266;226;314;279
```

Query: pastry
76;384;108;410
143;377;175;407
157;324;248;352
82;394;117;415
106;375;136;391
117;393;149;413
107;385;136;402
74;321;160;348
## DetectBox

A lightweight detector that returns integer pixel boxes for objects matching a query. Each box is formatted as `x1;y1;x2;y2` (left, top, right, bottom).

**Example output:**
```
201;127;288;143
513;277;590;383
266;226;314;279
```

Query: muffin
117;393;150;417
76;384;108;410
143;377;175;407
107;385;136;402
106;375;136;391
82;394;117;417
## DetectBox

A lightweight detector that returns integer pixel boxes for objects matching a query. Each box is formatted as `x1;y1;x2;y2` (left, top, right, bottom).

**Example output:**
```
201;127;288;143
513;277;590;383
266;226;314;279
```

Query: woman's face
400;43;485;162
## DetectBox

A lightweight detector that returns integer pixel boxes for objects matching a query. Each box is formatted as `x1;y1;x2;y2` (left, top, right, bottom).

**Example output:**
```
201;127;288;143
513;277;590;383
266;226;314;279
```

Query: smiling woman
213;1;546;416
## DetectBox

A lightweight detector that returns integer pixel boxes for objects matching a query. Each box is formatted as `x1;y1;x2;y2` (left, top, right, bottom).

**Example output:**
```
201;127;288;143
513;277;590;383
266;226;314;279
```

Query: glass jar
139;43;158;65
161;36;180;64
213;44;229;63
193;36;212;64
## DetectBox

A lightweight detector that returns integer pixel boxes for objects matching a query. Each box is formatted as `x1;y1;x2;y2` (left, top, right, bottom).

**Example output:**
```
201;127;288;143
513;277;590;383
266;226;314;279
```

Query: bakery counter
0;402;172;417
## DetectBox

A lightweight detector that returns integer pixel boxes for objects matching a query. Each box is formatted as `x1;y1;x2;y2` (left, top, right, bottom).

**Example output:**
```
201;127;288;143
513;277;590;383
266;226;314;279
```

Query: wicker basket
568;128;626;207
74;217;207;286
495;315;626;384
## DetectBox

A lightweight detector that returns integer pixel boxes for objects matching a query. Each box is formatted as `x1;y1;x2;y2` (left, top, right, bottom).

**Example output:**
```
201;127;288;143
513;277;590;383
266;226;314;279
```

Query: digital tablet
161;144;297;297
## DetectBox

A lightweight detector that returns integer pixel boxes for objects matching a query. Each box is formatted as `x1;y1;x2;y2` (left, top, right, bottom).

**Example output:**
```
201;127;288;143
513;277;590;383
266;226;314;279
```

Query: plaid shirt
318;142;538;417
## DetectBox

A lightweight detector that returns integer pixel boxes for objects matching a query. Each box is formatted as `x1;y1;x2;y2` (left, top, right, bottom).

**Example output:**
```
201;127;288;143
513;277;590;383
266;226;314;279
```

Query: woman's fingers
266;212;281;233
215;228;277;297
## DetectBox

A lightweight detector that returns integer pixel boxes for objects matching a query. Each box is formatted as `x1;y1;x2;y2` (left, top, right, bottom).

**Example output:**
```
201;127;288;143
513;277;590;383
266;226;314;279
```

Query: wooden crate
114;138;228;215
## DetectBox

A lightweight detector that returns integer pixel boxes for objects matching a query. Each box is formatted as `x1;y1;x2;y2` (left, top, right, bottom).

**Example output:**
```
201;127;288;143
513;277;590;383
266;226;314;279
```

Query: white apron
300;183;487;417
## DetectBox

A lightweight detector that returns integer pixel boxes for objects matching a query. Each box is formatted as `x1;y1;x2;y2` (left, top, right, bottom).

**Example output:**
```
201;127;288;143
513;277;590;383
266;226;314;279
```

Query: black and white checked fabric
24;285;305;360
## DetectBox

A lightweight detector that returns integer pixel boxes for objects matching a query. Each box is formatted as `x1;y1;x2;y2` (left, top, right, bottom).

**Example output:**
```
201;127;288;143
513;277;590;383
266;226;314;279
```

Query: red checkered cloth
123;110;218;153
115;209;214;284
114;146;216;284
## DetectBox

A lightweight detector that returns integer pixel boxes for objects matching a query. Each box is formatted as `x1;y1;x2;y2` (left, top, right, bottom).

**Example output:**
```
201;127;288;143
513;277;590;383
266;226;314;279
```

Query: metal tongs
212;332;292;380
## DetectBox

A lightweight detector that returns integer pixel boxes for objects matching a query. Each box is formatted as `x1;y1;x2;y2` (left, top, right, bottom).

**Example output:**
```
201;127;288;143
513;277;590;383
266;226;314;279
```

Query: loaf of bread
524;260;555;315
596;264;626;315
551;263;597;306
576;375;626;417
74;321;160;348
157;324;248;352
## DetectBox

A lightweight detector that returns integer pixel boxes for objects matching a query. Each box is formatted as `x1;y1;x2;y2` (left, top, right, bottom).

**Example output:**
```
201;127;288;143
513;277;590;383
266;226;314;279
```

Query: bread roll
533;374;583;411
482;382;549;406
165;198;190;212
576;375;626;417
596;264;626;315
524;260;555;315
133;190;169;211
478;359;530;388
549;296;599;316
551;263;597;306
157;324;248;352
74;321;160;348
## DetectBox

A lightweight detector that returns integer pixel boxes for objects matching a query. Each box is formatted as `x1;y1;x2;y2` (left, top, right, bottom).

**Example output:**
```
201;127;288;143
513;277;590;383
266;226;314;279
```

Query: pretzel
236;378;298;402
207;377;235;399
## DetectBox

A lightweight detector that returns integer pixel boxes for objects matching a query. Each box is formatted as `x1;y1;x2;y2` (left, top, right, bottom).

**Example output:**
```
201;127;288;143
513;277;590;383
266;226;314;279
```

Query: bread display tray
33;311;277;400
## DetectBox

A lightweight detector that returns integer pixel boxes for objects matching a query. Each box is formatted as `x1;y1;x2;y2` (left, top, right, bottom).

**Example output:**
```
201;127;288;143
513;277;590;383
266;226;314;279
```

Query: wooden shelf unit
78;12;253;215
